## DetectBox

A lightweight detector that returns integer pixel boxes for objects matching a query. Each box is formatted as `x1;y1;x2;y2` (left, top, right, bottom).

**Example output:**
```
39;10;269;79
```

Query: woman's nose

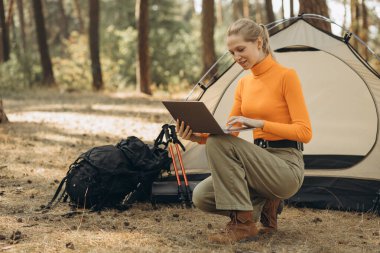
233;53;241;61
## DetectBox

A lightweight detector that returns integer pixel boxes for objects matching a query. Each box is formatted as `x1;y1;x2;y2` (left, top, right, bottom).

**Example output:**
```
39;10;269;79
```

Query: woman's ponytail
259;24;274;58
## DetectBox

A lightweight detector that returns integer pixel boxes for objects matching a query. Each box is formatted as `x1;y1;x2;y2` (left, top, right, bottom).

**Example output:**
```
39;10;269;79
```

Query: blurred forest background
0;0;379;96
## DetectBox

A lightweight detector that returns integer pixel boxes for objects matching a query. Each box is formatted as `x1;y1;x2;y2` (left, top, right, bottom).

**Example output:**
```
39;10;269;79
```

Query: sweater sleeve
228;79;244;137
196;79;244;144
263;69;312;143
196;133;210;145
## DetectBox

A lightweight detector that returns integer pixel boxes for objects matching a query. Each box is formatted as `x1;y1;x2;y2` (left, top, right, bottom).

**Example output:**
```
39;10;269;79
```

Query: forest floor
0;89;379;253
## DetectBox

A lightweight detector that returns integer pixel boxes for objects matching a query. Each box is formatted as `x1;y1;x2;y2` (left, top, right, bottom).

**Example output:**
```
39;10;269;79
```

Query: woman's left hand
226;116;264;129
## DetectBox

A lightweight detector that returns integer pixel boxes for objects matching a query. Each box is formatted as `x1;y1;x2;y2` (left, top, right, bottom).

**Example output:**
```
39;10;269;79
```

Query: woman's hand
226;116;264;129
176;119;202;143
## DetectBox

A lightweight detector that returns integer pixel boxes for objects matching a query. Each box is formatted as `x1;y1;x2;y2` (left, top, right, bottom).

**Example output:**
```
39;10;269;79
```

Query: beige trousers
192;135;304;221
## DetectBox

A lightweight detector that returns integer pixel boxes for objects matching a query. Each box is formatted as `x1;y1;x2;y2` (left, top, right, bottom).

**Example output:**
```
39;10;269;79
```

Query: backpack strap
120;182;142;208
44;176;68;210
44;158;82;211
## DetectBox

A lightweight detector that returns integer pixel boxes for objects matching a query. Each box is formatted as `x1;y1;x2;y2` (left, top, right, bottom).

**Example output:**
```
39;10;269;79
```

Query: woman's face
227;34;262;70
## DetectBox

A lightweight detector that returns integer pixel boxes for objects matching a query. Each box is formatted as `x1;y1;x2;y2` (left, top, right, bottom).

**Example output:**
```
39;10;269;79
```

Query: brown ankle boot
259;199;283;234
208;211;259;244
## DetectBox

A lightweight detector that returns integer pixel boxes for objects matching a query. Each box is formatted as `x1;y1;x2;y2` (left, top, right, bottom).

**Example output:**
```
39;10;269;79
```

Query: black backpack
46;136;171;211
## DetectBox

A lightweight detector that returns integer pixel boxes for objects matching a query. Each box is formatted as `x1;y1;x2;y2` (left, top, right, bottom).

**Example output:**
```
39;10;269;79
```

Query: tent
162;14;380;213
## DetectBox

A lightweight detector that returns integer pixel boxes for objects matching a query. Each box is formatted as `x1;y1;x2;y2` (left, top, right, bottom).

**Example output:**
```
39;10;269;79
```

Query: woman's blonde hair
227;18;273;57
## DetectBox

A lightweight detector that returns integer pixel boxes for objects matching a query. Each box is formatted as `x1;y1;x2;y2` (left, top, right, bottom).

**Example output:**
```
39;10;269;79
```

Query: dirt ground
0;89;379;253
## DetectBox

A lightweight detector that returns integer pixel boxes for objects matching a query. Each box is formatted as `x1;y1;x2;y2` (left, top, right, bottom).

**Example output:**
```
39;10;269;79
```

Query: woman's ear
257;37;263;50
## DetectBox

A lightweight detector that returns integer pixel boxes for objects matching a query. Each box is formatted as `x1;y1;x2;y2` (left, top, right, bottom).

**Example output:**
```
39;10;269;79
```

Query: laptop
162;101;253;134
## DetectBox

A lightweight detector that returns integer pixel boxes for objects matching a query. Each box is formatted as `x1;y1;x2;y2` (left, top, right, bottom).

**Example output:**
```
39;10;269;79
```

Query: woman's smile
238;59;248;68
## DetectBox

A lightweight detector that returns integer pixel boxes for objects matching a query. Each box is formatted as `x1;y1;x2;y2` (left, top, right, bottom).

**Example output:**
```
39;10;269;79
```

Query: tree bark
216;0;223;25
6;0;14;28
290;0;294;17
350;0;360;49
135;0;151;95
299;0;331;32
0;0;10;62
0;0;4;62
73;0;84;33
58;0;69;39
265;0;275;24
0;99;9;124
32;0;55;85
16;0;32;86
281;0;285;19
8;2;15;54
243;0;249;18
232;0;243;20
201;0;216;74
359;0;368;59
16;0;26;51
89;0;103;91
255;0;262;23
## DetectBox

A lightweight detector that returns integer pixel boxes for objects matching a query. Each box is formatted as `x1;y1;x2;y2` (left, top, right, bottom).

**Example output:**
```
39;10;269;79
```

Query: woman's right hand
176;119;201;143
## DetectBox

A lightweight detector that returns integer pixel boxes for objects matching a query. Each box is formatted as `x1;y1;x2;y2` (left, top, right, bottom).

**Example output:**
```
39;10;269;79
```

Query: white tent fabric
179;18;380;183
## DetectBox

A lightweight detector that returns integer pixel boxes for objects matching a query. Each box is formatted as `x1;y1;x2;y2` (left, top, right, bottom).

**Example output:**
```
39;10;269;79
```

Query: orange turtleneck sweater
198;54;312;144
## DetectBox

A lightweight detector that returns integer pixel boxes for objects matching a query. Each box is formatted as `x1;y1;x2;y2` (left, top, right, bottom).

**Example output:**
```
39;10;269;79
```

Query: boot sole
238;235;259;243
208;235;259;244
258;226;277;233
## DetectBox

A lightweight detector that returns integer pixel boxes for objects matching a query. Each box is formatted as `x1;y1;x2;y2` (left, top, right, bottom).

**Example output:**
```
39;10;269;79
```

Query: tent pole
184;51;231;101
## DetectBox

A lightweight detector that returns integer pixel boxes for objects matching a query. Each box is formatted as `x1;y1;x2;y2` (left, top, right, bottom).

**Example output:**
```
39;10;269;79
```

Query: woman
176;18;312;244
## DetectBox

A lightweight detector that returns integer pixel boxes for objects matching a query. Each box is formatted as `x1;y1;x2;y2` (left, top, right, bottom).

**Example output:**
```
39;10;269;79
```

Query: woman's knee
192;183;207;210
192;178;215;212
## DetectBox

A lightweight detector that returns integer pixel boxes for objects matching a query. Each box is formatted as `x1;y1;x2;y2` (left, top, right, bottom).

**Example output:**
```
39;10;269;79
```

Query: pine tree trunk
201;0;216;74
73;0;84;33
216;0;223;25
16;0;32;86
265;0;275;23
359;0;368;59
350;0;360;49
16;0;26;51
7;0;15;60
32;0;55;85
0;99;9;123
135;0;151;95
0;0;10;62
89;0;103;91
0;0;3;62
299;0;331;32
243;0;249;18
6;0;14;26
8;2;16;57
290;0;294;17
281;0;285;19
255;0;262;23
232;0;243;21
58;0;69;39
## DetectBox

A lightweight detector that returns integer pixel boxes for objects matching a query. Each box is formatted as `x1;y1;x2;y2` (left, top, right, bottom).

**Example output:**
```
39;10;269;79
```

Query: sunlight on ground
9;103;167;115
8;111;164;141
35;133;82;143
91;104;166;114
